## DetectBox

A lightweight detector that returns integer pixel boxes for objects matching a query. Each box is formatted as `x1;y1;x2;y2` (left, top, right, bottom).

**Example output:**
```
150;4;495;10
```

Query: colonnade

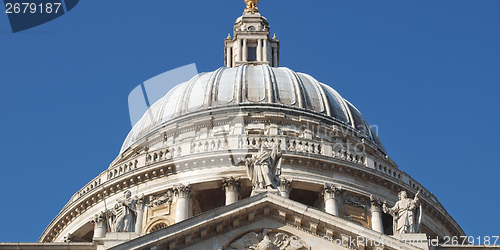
226;38;279;67
92;180;387;240
322;184;384;234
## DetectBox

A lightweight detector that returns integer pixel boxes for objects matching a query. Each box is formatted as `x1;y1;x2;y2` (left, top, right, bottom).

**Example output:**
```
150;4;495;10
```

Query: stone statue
245;142;282;190
383;190;422;234
112;190;137;232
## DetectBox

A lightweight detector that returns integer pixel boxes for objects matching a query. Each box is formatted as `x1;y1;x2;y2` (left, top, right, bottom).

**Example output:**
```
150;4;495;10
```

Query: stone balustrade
56;132;445;243
72;173;106;201
107;160;139;180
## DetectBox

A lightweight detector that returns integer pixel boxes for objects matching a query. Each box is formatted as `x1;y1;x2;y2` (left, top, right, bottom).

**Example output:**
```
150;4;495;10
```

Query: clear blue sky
1;0;499;243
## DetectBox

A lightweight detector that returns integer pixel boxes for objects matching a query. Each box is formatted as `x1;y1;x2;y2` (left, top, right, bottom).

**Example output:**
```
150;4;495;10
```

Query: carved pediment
226;229;309;250
110;192;421;250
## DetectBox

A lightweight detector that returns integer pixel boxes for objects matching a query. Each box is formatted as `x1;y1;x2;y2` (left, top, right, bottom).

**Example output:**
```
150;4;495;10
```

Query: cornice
40;148;463;242
109;192;421;250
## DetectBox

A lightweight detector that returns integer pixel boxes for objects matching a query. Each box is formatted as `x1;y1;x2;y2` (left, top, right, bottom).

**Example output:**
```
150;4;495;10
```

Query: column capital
90;211;108;238
323;183;340;200
90;211;106;225
134;194;145;210
175;185;191;222
222;177;241;193
134;194;144;203
370;195;383;213
370;195;385;233
174;184;191;199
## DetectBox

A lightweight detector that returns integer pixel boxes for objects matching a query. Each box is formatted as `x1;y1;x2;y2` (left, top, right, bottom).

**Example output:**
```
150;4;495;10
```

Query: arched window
148;222;168;233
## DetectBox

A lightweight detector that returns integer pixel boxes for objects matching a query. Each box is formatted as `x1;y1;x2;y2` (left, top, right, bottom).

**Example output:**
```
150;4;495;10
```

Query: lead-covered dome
40;4;467;244
121;65;385;154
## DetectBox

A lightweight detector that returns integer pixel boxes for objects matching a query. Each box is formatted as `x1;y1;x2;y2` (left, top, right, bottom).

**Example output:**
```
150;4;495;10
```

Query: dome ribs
119;65;386;155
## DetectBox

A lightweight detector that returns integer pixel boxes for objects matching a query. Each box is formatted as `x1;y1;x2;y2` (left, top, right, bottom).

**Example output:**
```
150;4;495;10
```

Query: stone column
323;184;339;216
277;177;292;198
222;177;240;205
257;39;262;61
272;47;278;67
263;39;268;62
237;39;242;62
175;185;191;223
135;196;145;234
243;39;248;62
90;211;107;238
370;195;384;234
226;46;232;68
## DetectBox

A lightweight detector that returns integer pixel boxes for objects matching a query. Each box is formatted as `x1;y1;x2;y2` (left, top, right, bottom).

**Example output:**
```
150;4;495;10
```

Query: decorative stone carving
342;191;367;209
323;184;340;200
383;190;422;234
277;177;292;198
227;231;259;249
226;229;308;250
62;233;85;242
370;195;382;213
245;142;282;191
254;229;273;250
148;189;174;208
174;184;191;199
222;176;241;193
339;191;370;228
62;233;73;243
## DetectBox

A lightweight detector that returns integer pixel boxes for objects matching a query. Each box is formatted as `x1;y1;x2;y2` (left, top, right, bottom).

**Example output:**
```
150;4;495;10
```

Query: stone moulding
108;192;422;250
40;107;463;243
39;145;463;242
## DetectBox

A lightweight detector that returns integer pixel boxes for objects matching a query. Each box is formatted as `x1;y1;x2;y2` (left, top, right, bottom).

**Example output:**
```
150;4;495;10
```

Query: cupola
224;0;280;67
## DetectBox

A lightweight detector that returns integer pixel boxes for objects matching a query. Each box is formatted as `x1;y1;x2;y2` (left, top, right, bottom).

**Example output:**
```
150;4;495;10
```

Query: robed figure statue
383;190;422;234
245;143;282;190
112;190;137;232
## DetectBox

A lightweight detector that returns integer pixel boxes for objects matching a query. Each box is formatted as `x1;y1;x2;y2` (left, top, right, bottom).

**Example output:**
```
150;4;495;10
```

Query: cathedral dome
40;2;466;245
120;64;386;154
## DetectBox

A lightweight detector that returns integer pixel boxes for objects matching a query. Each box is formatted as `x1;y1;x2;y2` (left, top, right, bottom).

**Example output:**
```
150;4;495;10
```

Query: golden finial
244;0;259;14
